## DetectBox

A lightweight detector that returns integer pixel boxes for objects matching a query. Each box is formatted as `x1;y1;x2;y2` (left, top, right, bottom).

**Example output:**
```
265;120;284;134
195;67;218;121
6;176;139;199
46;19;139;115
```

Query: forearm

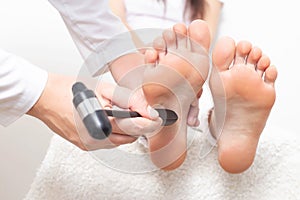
109;0;146;49
203;0;223;41
26;73;83;146
27;73;160;150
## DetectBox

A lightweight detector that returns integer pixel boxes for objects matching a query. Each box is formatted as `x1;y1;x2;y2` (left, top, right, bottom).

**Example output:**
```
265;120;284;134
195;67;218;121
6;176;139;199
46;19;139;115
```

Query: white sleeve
0;49;48;126
48;0;136;76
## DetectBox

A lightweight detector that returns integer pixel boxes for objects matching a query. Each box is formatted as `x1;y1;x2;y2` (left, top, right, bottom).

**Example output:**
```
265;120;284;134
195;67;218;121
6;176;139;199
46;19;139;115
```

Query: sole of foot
210;37;277;173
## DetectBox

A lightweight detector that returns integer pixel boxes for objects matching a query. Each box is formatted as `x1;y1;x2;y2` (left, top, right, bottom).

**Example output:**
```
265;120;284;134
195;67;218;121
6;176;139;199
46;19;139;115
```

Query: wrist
27;73;74;120
26;72;51;119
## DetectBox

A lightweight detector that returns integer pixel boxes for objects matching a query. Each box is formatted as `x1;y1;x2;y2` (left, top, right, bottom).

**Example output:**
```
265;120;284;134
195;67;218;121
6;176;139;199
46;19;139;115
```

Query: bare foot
142;20;211;170
209;37;277;173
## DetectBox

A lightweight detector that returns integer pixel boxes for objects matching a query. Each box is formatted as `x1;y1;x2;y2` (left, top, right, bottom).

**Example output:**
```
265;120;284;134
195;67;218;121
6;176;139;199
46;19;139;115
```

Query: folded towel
25;125;300;200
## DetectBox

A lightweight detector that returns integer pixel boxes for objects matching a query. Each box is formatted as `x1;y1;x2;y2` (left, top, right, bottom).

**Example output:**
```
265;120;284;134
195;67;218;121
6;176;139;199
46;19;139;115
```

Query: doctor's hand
27;73;162;151
79;81;163;150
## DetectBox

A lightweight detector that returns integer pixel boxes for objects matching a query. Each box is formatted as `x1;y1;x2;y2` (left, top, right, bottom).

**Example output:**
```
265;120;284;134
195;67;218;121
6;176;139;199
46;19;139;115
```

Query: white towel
25;125;300;200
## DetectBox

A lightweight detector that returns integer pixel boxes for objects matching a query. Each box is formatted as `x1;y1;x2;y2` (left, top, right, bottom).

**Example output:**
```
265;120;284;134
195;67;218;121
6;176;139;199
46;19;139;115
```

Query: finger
128;88;159;119
145;48;158;64
99;84;131;108
95;82;117;106
113;117;162;136
100;85;153;118
98;82;159;120
108;133;138;146
152;36;166;53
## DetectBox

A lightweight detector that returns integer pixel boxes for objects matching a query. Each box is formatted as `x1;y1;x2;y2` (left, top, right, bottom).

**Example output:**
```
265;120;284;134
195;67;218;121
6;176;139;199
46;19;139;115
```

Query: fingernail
147;106;159;119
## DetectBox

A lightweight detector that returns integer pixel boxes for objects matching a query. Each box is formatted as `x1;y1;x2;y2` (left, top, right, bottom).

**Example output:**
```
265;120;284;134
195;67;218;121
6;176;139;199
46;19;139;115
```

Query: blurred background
0;0;299;199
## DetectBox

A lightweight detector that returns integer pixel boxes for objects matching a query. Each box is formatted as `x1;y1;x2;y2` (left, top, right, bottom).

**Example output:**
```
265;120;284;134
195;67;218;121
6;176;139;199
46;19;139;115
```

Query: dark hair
159;0;206;21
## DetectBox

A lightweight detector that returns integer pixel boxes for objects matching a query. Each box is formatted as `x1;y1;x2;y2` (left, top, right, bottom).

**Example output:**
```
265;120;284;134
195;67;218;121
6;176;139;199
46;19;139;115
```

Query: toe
173;23;187;49
234;41;252;65
187;98;200;127
264;65;277;85
163;29;177;51
152;36;167;61
212;36;236;71
188;19;211;52
145;49;159;64
257;55;271;77
246;46;262;68
152;36;166;53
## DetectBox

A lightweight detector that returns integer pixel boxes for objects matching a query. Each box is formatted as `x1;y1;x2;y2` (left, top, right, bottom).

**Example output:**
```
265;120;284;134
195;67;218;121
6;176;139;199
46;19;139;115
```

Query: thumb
99;83;158;120
128;88;159;120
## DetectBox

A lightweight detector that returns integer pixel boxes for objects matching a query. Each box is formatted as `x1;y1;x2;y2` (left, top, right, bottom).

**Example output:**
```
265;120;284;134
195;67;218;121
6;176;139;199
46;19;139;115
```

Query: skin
209;37;277;173
142;20;211;170
143;27;277;173
202;0;223;40
108;0;222;129
108;2;277;173
108;0;222;170
27;73;161;151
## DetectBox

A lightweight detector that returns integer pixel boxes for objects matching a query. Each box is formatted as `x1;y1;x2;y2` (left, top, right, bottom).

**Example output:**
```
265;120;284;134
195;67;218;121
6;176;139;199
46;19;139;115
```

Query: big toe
188;19;211;52
212;36;236;71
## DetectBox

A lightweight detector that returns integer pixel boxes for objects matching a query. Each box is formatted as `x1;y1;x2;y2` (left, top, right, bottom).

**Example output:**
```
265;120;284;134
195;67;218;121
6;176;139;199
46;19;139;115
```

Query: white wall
217;0;300;136
0;0;300;199
0;0;82;199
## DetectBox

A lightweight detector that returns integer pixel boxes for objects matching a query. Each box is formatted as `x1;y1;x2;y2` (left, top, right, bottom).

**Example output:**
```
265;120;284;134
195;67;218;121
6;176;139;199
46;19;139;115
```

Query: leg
209;37;277;173
143;20;211;170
